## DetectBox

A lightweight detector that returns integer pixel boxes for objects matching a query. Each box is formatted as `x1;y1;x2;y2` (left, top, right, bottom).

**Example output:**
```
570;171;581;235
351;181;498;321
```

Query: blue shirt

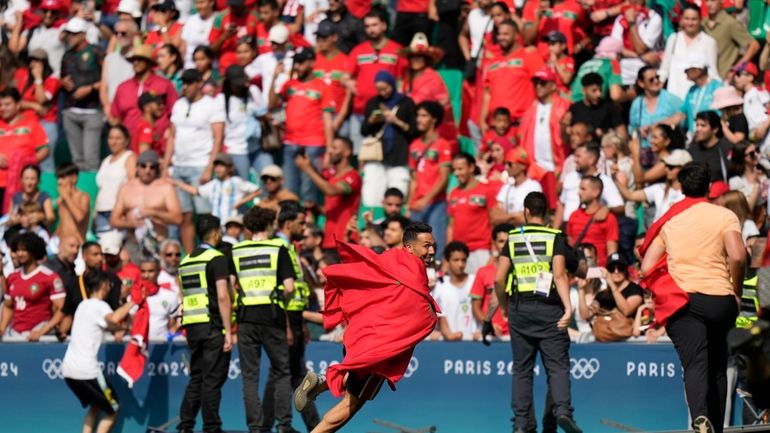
681;79;722;133
629;89;684;148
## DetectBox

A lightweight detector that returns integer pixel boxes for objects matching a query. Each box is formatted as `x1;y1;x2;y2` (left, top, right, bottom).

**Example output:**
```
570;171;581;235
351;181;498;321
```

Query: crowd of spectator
0;0;769;344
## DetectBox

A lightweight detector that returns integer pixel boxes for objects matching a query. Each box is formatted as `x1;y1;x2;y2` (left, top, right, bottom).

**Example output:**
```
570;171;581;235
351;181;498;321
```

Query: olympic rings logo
570;358;600;380
403;357;419;378
42;358;64;380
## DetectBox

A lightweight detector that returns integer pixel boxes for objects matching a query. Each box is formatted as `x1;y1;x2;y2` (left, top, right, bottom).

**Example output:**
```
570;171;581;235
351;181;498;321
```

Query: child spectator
432;241;479;341
543;31;575;96
471;223;513;338
18;201;51;245
132;93;164;155
54;162;91;247
479;107;517;156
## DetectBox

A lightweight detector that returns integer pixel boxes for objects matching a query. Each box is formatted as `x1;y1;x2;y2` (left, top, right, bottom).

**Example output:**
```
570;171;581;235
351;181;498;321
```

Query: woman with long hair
221;65;270;180
720;190;760;249
0;44;22;90
7;164;55;228
629;123;685;186
94;125;136;235
728;141;766;212
18;50;60;172
145;0;184;52
193;45;221;96
157;44;183;92
629;65;684;152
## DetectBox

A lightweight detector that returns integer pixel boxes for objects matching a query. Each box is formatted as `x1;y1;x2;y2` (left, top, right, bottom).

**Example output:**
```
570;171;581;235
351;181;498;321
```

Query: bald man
45;235;82;337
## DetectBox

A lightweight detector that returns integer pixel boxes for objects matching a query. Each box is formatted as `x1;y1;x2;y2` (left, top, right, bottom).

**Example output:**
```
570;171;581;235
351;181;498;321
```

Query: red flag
638;197;706;326
322;242;440;397
117;280;159;388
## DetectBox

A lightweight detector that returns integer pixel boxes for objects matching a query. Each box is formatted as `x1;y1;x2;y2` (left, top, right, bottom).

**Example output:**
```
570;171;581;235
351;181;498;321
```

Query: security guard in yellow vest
234;206;299;433
495;192;582;433
177;215;233;433
736;273;760;329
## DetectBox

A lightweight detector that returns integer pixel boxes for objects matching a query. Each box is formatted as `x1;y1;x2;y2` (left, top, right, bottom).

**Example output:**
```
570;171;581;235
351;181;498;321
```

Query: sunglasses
43;9;58;14
116;31;129;37
533;79;550;86
747;150;758;158
139;163;158;169
261;175;278;182
664;163;679;170
607;265;625;273
164;252;181;257
646;75;660;83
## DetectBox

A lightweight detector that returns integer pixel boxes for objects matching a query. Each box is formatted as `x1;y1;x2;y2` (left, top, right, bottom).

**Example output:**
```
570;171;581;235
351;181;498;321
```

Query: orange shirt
654;202;741;296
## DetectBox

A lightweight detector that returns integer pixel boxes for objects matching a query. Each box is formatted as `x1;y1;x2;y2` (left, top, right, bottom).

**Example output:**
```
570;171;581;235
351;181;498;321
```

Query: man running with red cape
294;223;440;433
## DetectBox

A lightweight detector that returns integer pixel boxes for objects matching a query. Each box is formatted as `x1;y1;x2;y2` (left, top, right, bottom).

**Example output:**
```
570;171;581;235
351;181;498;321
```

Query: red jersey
131;117;163;155
566;208;619;266
144;22;184;52
535;0;586;58
16;68;60;123
469;262;509;335
209;10;260;70
447;181;496;251
0;113;47;187
397;0;429;13
5;266;65;333
480;127;518;154
348;39;405;114
553;56;575;95
117;262;142;294
347;0;372;18
484;48;545;120
322;167;362;249
110;74;177;133
408;137;452;205
280;78;335;146
313;51;351;114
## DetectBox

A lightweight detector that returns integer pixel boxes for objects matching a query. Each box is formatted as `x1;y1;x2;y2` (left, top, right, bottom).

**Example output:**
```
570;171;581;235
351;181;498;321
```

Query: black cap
138;92;161;109
315;21;337;38
606;253;628;269
151;0;177;11
181;68;202;84
293;47;315;63
542;31;567;44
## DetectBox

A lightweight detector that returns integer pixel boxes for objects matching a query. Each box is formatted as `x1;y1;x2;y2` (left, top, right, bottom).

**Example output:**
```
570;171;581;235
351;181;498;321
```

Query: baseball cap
99;231;124;256
505;147;530;166
606;253;627;269
708;180;730;200
542;31;567;44
268;24;290;44
532;67;557;83
224;215;244;227
315;21;337;38
40;0;63;11
62;17;88;33
732;61;759;77
294;47;316;63
117;0;143;18
214;152;234;166
181;68;203;83
138;92;161;109
661;149;693;167
151;0;177;11
260;164;284;178
137;150;160;166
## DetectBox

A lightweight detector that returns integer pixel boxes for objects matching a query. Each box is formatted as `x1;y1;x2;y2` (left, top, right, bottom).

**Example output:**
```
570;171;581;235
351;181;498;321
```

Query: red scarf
619;4;650;50
117;280;159;388
638;197;706;326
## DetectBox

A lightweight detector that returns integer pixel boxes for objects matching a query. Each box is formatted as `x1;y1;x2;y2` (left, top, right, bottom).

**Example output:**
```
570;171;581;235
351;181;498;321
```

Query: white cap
260;164;284;178
99;231;125;256
268;24;290;45
662;149;693;167
684;51;709;71
63;17;89;34
117;0;143;18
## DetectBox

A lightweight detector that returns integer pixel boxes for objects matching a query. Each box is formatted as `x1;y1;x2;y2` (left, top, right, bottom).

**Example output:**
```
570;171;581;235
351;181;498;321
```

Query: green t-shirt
570;57;623;102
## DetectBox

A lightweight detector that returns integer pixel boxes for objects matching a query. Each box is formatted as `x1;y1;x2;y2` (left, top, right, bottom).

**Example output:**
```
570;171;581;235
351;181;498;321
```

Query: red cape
322;242;440;397
117;280;159;388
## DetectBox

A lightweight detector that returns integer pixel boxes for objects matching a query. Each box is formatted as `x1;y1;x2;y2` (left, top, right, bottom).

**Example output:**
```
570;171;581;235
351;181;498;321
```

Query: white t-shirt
743;86;770;153
197;176;260;220
170;95;226;167
496;178;543;214
559;172;624;222
224;86;266;155
610;11;663;85
61;298;113;380
245;52;294;107
643;183;685;222
534;102;555;172
432;274;478;340
158;270;180;295
147;287;180;341
181;13;215;69
467;8;492;58
743;220;760;243
25;26;66;77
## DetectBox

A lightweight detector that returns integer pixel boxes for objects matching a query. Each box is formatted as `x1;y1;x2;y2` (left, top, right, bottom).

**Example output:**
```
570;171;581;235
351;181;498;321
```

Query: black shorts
65;375;120;414
345;372;386;401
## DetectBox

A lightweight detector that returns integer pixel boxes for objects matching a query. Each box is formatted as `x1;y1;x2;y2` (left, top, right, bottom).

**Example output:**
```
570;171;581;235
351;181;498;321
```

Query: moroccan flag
322;242;440;398
117;280;159;388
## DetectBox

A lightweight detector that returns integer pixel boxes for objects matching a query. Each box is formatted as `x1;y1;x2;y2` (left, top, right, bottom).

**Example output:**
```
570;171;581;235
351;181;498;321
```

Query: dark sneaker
693;416;714;433
557;415;583;433
294;371;323;412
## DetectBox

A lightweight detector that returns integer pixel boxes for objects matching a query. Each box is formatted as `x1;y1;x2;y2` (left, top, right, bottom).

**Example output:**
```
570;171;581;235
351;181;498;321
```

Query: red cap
708;181;730;200
732;61;759;77
40;0;63;10
532;67;557;83
505;147;530;166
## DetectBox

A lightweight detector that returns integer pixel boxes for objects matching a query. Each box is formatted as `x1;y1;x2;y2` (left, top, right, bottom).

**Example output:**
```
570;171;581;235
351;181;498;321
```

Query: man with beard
46;235;80;337
157;239;182;294
566;176;619;266
382;214;410;249
295;137;361;253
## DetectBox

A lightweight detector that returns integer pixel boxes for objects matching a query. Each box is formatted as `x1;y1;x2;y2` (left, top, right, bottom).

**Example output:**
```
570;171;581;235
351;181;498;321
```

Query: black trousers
508;300;573;433
434;9;464;69
391;12;433;47
178;324;231;433
238;321;293;433
667;293;738;433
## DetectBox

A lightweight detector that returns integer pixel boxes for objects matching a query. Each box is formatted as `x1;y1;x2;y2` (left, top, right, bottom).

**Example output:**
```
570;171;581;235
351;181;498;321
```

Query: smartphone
586;267;602;279
296;147;306;157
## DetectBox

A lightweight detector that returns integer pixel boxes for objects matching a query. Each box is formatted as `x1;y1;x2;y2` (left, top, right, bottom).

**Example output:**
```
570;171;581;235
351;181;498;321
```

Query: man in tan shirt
641;161;745;433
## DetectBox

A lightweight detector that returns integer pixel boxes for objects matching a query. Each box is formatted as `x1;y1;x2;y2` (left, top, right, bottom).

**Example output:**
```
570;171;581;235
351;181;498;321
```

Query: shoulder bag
359;106;399;163
592;307;634;342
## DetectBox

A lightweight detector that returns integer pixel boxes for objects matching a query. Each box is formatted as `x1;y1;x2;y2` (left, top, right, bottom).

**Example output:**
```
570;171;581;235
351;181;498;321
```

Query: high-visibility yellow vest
736;275;759;329
505;225;559;295
269;236;310;312
232;239;282;307
179;248;224;326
